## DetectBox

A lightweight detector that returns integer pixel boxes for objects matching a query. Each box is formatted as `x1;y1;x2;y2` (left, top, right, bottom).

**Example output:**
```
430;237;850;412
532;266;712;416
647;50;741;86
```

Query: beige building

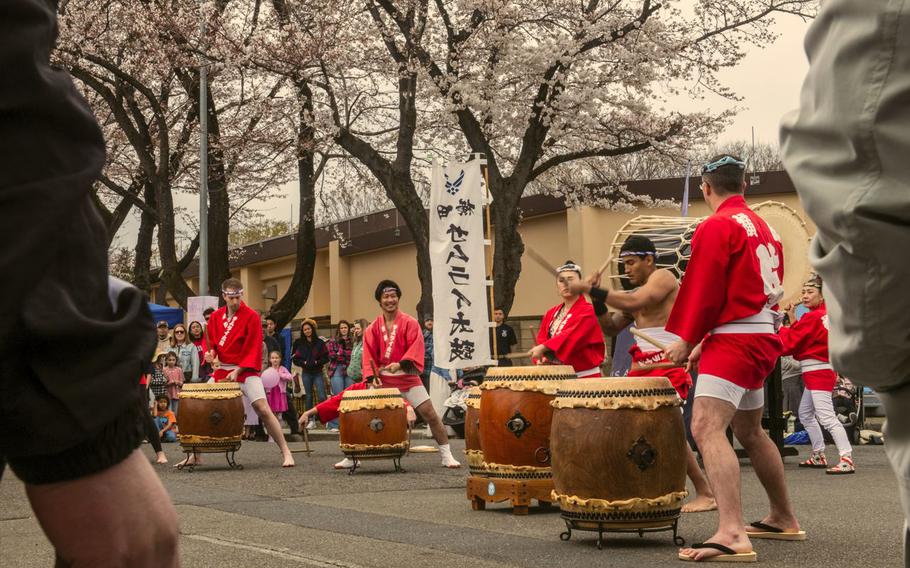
153;171;814;342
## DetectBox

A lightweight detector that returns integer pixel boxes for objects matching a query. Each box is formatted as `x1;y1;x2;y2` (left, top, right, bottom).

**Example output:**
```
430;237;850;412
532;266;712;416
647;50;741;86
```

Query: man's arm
600;270;677;313
597;311;635;337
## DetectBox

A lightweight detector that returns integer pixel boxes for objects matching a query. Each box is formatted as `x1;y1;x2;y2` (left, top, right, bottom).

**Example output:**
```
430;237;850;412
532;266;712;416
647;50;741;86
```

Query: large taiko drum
464;387;486;476
604;200;810;305
479;365;577;480
550;377;687;535
339;388;409;462
178;382;244;453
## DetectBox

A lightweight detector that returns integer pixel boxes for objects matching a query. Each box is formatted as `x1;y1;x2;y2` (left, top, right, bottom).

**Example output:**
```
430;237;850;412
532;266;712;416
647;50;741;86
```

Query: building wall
152;193;815;325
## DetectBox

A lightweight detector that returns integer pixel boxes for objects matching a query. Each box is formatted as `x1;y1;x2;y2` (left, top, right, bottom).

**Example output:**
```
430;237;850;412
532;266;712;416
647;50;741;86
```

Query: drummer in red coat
528;261;605;377
300;280;461;470
664;156;802;562
779;274;854;474
570;235;715;514
178;278;295;468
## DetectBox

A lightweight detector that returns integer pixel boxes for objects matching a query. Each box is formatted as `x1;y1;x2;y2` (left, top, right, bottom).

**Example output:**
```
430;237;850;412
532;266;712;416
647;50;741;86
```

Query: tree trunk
491;180;525;316
155;174;194;308
267;81;318;329
204;83;231;295
133;182;157;295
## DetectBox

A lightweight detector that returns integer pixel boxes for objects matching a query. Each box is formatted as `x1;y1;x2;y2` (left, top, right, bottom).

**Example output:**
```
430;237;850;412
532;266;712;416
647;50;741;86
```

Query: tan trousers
781;1;910;562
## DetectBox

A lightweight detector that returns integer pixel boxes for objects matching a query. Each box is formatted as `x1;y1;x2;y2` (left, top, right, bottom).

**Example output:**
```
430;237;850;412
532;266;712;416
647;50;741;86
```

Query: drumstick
370;361;382;387
501;353;529;360
632;362;685;371
524;245;557;274
629;328;670;352
596;256;613;277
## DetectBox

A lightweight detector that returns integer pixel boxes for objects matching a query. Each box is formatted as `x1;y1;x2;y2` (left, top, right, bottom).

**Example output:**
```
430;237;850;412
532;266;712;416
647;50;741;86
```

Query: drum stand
176;444;244;472
466;475;554;516
558;515;685;550
347;455;405;475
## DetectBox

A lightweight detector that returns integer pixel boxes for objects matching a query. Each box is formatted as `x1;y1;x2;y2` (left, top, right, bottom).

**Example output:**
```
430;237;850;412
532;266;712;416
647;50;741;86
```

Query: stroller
441;367;486;438
825;375;864;445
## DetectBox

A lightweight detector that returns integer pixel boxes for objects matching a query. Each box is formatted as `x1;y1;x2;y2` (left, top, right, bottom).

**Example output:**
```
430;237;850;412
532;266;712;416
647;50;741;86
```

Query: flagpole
477;153;497;364
681;160;692;218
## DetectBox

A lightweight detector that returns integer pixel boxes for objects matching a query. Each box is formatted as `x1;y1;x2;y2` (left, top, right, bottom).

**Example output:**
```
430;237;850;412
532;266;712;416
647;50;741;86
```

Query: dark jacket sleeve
0;0;154;484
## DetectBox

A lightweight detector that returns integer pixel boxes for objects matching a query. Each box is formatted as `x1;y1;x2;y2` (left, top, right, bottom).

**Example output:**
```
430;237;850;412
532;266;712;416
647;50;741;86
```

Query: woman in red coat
780;274;854;474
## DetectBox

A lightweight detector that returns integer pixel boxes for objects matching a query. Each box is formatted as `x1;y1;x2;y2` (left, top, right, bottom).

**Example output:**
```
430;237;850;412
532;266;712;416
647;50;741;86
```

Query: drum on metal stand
178;382;245;471
464;386;486;476
550;377;687;548
338;388;409;474
605;200;811;305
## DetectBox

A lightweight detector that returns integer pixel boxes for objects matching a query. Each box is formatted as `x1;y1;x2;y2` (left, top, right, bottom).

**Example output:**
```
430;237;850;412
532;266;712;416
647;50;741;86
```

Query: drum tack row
176;367;687;549
466;365;688;549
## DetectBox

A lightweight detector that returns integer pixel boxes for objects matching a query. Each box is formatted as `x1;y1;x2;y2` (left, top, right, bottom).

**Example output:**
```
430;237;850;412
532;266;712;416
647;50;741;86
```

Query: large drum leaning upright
480;365;577;479
178;382;244;453
339;388;409;464
550;377;687;541
464;387;486;476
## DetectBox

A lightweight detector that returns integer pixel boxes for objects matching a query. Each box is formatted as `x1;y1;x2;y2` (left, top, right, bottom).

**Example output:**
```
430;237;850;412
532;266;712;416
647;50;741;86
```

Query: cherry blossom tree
56;0;295;305
369;0;816;313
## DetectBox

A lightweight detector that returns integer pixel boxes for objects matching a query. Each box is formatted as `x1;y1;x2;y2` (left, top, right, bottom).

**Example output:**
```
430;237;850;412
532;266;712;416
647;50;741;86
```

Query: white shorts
240;376;267;404
694;374;764;411
401;385;431;408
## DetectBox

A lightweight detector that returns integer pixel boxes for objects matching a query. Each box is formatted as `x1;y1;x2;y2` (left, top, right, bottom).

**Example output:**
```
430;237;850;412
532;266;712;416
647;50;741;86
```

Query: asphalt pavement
1;437;903;567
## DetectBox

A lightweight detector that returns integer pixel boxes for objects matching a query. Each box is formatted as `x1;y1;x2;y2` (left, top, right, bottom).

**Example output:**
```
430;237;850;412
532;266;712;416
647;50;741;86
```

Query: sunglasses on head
223;289;243;298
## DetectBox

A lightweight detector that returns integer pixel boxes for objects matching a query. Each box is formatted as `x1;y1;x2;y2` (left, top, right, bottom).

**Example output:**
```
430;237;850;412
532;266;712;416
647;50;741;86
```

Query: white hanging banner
430;158;493;369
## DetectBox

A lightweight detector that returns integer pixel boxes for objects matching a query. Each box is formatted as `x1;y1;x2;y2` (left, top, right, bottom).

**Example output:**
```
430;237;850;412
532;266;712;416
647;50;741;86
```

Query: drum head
606;217;701;291
752;201;811;307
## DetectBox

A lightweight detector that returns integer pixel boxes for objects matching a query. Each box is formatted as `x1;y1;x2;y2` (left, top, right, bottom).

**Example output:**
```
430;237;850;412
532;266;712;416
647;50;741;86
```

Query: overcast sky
112;14;813;249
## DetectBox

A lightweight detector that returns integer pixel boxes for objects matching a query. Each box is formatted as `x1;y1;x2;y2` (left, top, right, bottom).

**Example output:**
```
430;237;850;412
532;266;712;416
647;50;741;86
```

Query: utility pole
198;8;209;296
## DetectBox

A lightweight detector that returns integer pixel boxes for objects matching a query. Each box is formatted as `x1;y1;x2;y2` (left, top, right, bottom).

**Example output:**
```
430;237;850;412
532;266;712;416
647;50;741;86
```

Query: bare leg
27;451;179;567
679;397;753;561
252;399;295;467
733;407;800;532
681;445;717;513
415;400;461;468
415;400;448;445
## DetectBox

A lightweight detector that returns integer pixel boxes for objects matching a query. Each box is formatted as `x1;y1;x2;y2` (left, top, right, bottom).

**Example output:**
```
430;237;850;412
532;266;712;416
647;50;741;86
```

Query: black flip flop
746;521;807;541
678;542;757;562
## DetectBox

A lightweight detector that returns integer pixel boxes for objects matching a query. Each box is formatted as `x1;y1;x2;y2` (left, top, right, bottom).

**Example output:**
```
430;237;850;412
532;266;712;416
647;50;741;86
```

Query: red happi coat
779;304;836;391
315;380;414;424
667;195;785;344
666;195;784;389
362;311;425;391
205;302;263;383
535;296;605;376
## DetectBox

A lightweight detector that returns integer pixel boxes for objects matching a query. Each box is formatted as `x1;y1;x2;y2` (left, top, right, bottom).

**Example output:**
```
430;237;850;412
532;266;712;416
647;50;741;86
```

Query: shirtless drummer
570;235;716;513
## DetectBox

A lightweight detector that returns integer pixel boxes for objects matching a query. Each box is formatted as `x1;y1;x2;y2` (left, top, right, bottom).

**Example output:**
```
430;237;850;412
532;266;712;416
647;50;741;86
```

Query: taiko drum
479;365;577;480
339;388;409;460
178;382;244;453
464;387;486;476
550;377;688;529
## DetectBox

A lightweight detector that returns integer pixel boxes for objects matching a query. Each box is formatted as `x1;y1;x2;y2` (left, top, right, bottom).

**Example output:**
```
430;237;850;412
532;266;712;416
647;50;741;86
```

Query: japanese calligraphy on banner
430;158;494;369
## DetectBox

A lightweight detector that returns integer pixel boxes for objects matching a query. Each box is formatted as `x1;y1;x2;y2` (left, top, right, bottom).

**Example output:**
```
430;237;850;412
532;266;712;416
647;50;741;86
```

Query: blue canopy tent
148;303;183;328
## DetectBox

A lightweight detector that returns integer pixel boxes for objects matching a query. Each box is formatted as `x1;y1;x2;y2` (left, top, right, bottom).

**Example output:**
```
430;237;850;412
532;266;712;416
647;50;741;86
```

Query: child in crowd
152;395;178;443
148;352;169;403
264;351;294;436
163;352;184;416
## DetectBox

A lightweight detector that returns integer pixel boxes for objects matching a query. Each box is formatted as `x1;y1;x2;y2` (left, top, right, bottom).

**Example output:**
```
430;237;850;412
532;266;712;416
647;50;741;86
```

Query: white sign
187;296;220;327
430;158;493;369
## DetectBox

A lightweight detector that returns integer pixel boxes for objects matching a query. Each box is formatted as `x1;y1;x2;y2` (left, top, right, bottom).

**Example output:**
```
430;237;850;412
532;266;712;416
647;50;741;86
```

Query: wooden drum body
464;387;485;475
178;382;244;453
339;388;409;460
479;365;576;480
551;377;687;530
